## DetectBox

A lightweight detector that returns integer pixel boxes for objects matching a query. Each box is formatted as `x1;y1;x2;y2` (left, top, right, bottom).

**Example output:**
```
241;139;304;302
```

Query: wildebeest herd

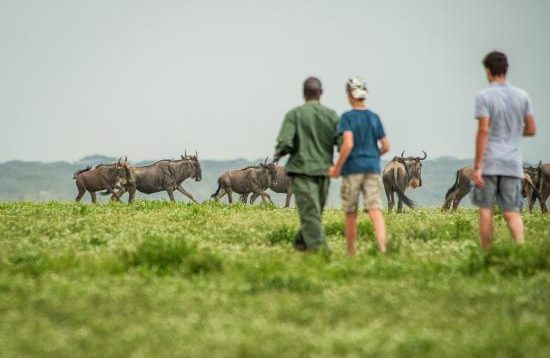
72;152;550;213
443;161;550;213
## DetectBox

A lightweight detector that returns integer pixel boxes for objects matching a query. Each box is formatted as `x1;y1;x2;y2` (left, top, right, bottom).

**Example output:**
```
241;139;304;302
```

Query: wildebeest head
117;156;135;185
260;157;278;183
524;161;542;187
181;151;202;182
400;150;427;188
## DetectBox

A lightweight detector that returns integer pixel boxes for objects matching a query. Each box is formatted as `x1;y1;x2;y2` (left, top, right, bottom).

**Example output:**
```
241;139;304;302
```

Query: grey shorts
341;173;383;213
471;175;522;212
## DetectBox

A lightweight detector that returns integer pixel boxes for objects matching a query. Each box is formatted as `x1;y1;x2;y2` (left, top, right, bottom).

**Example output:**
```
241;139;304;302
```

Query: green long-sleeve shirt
275;101;340;176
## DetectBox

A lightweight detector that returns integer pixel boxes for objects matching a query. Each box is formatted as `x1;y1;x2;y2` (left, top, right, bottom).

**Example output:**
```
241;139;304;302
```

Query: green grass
0;201;549;357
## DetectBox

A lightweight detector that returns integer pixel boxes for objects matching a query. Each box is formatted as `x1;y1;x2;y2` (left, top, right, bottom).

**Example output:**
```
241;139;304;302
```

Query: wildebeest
524;161;550;213
108;153;202;203
443;165;541;212
211;161;278;204
243;165;293;207
382;151;427;213
73;157;134;203
442;166;474;211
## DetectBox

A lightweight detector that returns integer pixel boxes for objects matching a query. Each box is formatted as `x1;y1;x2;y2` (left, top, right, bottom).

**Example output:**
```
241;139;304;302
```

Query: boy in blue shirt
329;78;390;255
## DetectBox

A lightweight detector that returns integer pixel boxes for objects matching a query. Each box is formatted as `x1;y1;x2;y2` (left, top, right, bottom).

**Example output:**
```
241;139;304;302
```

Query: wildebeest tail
395;185;417;209
211;182;222;198
444;170;460;200
525;176;541;202
73;166;91;179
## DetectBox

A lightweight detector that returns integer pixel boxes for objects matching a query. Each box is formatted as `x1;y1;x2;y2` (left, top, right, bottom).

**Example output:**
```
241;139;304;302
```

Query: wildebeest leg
227;190;233;204
285;191;292;208
249;193;259;204
540;191;549;214
90;191;97;204
112;185;126;201
442;189;458;211
166;189;176;202
387;191;395;213
127;185;136;203
75;181;86;202
384;182;393;213
104;187;121;202
454;186;472;211
258;192;272;204
240;193;249;204
397;194;404;213
176;185;198;203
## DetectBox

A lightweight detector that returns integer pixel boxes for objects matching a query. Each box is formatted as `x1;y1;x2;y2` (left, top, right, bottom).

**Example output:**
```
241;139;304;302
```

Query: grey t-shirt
475;82;533;178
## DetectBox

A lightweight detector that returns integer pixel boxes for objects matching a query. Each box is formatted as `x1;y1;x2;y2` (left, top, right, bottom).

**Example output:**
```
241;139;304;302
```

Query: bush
122;235;223;275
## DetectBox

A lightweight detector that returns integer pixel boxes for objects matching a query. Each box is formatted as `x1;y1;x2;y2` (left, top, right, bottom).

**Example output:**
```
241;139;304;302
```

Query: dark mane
139;159;173;168
239;165;260;171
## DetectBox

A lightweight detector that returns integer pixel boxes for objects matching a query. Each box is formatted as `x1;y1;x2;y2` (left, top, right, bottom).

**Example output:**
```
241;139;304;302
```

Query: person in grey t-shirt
472;51;537;250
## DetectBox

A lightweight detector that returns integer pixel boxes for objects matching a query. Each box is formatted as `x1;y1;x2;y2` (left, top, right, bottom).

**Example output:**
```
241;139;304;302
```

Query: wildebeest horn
181;155;185;160
401;151;405;159
195;150;198;158
118;157;122;164
185;150;187;157
419;150;427;160
264;157;268;164
124;156;127;162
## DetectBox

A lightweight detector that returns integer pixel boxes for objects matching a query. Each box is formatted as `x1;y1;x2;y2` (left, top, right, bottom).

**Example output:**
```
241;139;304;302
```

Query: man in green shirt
274;77;340;251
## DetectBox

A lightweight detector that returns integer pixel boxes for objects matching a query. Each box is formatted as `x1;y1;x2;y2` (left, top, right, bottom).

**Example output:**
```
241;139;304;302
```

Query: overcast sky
1;0;548;163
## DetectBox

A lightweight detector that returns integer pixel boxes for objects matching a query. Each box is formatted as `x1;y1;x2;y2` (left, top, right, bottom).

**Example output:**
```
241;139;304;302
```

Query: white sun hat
347;77;368;99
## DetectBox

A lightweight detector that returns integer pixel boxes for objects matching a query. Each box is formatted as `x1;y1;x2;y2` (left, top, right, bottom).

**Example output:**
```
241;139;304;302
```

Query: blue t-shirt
338;109;386;176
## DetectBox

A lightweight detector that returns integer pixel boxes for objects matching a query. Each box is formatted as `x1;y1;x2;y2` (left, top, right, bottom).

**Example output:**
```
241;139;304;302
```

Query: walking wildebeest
382;151;427;213
211;161;278;204
443;165;540;212
73;157;133;203
107;153;202;203
243;165;293;207
524;161;550;213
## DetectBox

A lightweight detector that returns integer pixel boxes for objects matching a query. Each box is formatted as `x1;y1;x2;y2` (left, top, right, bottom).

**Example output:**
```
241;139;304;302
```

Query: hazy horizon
1;0;549;163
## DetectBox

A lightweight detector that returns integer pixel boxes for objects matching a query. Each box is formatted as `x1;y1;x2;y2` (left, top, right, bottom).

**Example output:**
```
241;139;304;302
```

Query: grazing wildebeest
442;166;474;211
443;165;541;212
109;153;202;203
244;165;293;207
525;161;550;213
382;151;427;213
211;161;278;204
73;158;133;203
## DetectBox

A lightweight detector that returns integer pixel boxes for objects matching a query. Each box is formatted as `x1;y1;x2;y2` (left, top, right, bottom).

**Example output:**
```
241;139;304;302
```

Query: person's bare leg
502;210;524;244
367;209;386;253
479;208;494;250
344;212;358;256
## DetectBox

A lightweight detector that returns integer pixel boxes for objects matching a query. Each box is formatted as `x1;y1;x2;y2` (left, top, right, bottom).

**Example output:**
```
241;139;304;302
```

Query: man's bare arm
474;118;490;170
473;117;490;187
523;114;536;137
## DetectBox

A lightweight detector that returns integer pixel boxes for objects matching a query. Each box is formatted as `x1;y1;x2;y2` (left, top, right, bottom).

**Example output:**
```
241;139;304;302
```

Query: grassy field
0;202;549;357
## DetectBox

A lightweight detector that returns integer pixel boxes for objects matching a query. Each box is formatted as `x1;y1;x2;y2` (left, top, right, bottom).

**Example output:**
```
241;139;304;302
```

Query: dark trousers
291;175;330;251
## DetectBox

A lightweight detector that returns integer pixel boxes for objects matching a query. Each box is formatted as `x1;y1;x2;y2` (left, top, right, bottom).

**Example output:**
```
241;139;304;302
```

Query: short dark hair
483;51;508;76
303;77;322;100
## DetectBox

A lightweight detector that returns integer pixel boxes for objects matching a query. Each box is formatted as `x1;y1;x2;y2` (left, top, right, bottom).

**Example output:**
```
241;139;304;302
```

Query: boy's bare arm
379;137;390;155
523;114;536;137
329;131;353;177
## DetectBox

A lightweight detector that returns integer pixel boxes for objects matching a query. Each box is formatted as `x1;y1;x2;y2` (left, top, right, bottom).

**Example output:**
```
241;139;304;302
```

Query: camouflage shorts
341;173;383;213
